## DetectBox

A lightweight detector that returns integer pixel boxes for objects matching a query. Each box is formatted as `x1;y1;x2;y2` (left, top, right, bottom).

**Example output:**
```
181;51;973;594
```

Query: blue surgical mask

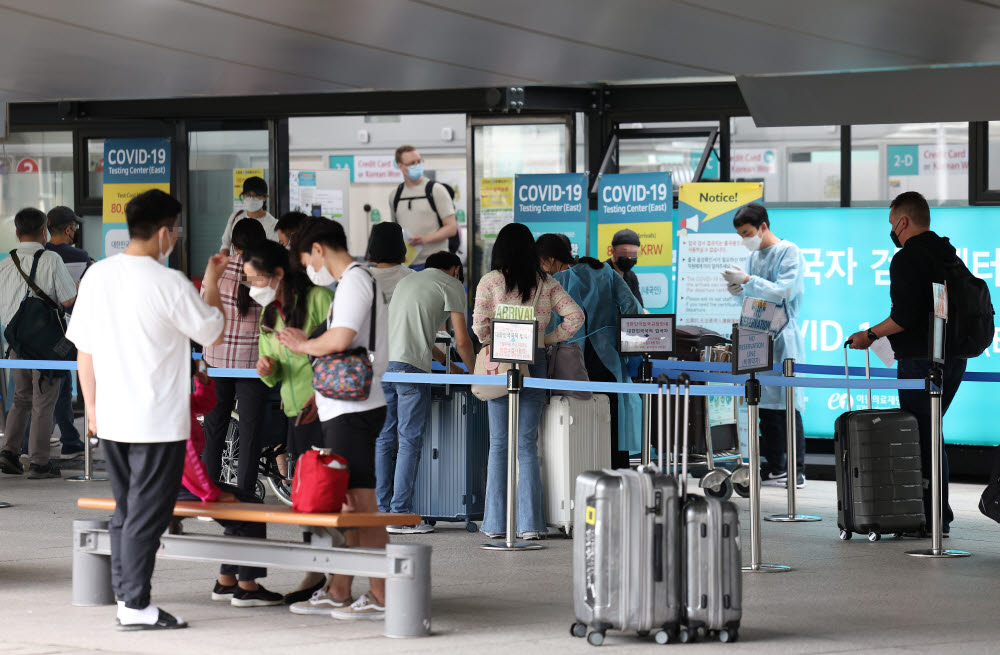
406;164;424;181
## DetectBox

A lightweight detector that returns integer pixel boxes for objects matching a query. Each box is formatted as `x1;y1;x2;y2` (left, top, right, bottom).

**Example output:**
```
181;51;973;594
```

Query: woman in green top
243;241;334;461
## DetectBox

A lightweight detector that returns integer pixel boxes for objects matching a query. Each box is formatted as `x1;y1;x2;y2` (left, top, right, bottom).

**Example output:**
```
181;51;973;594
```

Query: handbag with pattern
311;268;377;401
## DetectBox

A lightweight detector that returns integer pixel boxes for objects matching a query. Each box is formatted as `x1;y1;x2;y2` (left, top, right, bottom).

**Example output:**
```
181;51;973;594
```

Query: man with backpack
389;144;458;269
848;191;994;537
0;207;77;479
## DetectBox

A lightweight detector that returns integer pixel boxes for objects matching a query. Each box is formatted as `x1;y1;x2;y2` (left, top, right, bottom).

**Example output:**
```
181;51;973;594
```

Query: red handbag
291;448;350;513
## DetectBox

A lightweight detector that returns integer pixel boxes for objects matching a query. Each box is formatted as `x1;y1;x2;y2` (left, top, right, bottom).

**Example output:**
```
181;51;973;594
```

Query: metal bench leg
384;543;432;638
72;519;115;606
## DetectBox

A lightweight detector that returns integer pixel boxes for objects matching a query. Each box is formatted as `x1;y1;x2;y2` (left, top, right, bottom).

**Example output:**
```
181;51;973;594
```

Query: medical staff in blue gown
722;203;808;489
536;234;643;469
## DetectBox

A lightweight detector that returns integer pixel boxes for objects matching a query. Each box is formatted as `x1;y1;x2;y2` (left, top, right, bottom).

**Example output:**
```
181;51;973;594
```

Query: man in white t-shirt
278;217;390;622
389;145;457;269
67;189;227;631
220;176;277;256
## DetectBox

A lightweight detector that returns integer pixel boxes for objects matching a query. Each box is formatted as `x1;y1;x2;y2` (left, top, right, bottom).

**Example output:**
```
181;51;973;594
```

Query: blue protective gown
741;240;806;410
550;263;644;452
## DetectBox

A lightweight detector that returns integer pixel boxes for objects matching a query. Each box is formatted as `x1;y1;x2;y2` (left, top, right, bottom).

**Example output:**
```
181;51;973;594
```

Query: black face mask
889;219;903;249
616;256;638;272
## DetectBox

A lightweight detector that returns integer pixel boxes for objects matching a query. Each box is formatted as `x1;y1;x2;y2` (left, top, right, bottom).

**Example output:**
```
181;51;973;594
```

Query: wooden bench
73;498;431;638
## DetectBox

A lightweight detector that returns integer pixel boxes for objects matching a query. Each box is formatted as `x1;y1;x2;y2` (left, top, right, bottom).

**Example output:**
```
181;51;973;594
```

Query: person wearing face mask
722;202;807;489
606;229;644;307
389;145;458;270
277;217;390;621
220;176;278;257
66;189;227;630
847;191;969;538
243;240;333;608
200;219;271;496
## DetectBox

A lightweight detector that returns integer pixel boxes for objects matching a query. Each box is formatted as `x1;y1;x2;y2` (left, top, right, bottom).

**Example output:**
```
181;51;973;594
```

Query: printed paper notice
675;233;745;331
491;320;537;364
870;337;896;368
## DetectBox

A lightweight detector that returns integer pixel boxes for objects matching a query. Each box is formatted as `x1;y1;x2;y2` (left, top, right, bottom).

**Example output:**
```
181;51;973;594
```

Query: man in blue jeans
376;251;474;534
848;191;966;536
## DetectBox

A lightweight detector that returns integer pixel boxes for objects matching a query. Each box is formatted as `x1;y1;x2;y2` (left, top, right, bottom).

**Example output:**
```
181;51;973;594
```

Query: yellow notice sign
597;222;672;267
480;177;513;209
102;182;171;223
234;168;264;203
677;182;763;226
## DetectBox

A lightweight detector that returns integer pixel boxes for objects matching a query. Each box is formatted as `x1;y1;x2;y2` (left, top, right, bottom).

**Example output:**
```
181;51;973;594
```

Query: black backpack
391;180;460;253
929;250;995;359
4;250;76;369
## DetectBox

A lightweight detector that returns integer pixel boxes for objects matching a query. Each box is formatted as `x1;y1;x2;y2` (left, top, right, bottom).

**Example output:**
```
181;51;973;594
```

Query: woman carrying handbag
471;223;584;540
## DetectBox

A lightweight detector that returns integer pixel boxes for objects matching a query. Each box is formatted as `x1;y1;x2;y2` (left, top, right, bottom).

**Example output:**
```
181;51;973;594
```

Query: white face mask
249;282;277;307
742;233;762;252
307;263;335;286
243;197;264;213
158;229;175;265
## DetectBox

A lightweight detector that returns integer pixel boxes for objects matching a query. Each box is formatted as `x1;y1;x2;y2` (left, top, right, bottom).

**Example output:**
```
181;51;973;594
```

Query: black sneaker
211;581;238;602
60;441;86;459
0;450;23;475
282;576;327;605
231;585;284;607
27;463;61;479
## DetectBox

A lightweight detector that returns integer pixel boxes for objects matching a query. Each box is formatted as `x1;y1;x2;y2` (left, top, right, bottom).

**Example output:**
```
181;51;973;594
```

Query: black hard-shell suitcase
834;345;925;541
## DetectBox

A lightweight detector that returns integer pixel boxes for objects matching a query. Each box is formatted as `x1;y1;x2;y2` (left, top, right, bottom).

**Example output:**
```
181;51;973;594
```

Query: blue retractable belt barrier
794;363;897;378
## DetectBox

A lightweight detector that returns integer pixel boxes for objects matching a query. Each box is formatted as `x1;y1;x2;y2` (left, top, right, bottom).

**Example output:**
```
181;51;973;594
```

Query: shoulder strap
358;266;378;352
425;180;441;224
11;250;60;311
391;184;404;222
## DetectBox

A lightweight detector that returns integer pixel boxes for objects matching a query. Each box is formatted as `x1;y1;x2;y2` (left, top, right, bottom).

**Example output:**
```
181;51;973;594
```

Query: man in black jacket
847;191;963;535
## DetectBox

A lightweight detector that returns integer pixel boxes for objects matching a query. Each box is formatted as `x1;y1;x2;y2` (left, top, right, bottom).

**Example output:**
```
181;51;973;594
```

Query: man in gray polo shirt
375;251;474;533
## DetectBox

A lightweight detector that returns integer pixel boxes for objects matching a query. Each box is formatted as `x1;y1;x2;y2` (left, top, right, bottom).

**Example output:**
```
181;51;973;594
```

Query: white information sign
734;329;773;374
618;314;675;354
739;297;789;336
491;320;537;364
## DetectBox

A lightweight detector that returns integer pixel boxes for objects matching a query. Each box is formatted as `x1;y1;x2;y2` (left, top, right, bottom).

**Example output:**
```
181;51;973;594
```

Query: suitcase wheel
678;628;694;644
587;630;605;646
719;628;738;643
653;629;672;645
465;521;479;533
839;529;852;541
570;622;587;639
868;531;881;542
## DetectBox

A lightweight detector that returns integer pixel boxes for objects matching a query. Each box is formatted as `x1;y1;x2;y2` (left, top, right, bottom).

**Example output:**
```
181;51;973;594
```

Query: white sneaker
289;588;354;615
330;592;385;621
386;522;435;535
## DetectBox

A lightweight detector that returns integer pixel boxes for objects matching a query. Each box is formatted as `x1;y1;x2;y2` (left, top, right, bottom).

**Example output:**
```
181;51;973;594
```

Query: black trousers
584;343;629;469
202;377;269;495
103;440;186;610
287;418;322;460
758;409;806;475
898;357;966;529
176;483;267;581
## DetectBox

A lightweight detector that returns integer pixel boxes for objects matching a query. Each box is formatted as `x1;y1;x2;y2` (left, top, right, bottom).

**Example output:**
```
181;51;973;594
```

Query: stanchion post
67;404;107;483
765;359;820;523
481;369;542;552
639;355;653;466
742;373;790;573
907;365;969;559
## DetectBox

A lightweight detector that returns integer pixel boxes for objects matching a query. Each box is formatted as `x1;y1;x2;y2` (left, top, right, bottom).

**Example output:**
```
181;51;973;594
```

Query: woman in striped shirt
472;223;584;540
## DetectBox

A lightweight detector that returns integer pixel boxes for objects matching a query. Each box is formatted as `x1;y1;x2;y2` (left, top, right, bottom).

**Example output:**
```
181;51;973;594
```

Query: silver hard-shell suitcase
571;380;682;646
673;375;743;644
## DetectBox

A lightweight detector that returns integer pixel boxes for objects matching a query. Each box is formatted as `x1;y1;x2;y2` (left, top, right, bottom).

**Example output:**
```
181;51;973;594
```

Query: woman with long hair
535;233;644;469
472;223;584;539
243;239;333;606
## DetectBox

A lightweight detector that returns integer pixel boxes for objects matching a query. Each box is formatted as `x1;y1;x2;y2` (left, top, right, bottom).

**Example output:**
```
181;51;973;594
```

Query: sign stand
482;319;543;552
732;326;789;573
67;407;108;483
765;358;821;523
907;312;969;559
639;355;653;466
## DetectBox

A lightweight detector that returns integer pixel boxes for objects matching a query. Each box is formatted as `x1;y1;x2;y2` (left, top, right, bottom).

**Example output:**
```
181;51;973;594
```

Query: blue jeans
482;352;547;535
376;362;432;514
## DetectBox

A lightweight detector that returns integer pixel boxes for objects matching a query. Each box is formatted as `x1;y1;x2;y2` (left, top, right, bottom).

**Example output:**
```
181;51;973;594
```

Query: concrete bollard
384;543;432;638
72;519;115;607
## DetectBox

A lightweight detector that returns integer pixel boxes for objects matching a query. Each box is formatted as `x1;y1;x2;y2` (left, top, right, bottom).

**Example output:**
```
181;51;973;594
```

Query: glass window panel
852;123;968;205
0;131;74;254
188;130;269;276
987;121;1000;190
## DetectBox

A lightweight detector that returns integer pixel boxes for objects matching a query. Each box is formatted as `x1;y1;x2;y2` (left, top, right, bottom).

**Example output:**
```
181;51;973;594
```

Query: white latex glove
727;281;742;296
722;265;748;285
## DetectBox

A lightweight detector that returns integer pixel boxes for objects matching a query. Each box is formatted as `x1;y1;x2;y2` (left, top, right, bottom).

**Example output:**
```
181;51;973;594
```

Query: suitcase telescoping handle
677;373;691;497
656;374;671;474
842;340;872;411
